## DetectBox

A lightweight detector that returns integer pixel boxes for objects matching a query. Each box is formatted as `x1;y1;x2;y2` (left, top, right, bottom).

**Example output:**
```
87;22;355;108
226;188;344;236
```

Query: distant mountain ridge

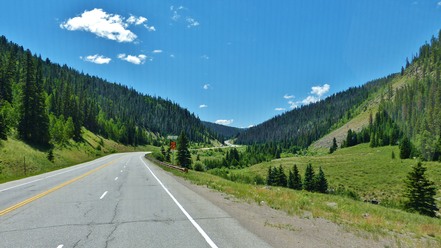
202;121;244;140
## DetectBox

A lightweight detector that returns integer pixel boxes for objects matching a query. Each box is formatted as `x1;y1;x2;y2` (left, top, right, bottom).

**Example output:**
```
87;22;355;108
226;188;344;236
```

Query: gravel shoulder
173;176;396;248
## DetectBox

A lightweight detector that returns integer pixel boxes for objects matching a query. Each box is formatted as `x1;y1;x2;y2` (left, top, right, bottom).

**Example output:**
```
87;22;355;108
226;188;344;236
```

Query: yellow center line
0;159;119;217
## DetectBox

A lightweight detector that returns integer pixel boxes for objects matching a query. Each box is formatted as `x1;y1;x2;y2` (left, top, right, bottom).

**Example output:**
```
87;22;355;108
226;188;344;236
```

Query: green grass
0;129;154;184
153;159;441;247
235;144;441;205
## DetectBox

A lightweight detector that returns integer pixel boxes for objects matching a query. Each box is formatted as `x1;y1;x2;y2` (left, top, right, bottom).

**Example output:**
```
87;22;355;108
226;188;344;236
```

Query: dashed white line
114;177;118;181
139;156;218;248
57;245;63;248
120;170;123;173
100;191;108;200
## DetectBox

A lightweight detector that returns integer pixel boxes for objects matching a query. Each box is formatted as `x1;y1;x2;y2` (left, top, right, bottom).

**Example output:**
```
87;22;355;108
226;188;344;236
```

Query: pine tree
404;162;439;217
0;110;6;140
267;166;275;186
33;58;50;145
287;169;294;189
288;164;302;190
400;137;412;159
18;51;50;146
18;50;36;142
277;165;287;187
314;167;328;193
303;163;315;191
329;137;338;154
177;131;192;168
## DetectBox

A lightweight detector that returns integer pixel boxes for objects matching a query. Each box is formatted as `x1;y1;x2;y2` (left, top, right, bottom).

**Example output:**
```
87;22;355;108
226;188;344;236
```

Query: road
0;152;271;248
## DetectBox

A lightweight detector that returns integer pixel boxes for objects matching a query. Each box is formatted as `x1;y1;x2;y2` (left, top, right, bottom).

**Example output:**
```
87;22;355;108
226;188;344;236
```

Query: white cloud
118;53;147;65
203;84;210;90
275;108;286;111
438;1;441;6
311;83;330;97
283;94;294;99
152;50;163;54
199;104;208;108
82;54;111;64
215;119;234;126
127;15;148;25
201;54;209;60
170;5;200;28
186;17;200;28
60;8;139;43
144;25;156;32
302;96;319;105
170;54;175;58
247;124;255;128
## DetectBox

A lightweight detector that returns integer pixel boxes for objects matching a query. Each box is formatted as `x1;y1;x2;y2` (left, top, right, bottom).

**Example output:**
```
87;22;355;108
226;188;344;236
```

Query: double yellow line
0;159;118;217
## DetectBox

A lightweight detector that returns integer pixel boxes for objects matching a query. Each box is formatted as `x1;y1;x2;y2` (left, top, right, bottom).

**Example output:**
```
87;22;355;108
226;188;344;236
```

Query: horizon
2;0;441;128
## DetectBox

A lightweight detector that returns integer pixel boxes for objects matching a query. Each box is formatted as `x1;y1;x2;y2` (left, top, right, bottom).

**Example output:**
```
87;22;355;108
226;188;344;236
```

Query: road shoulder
172;175;393;248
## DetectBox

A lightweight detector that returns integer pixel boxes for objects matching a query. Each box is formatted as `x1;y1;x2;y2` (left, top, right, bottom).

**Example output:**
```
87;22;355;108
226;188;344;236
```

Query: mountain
236;75;393;149
202;121;244;140
0;36;214;146
238;30;441;162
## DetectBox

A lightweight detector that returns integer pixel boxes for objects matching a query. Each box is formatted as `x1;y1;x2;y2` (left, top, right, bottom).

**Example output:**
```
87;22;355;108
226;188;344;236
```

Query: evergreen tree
287;169;294;189
33;58;50;145
165;147;171;162
277;165;287;187
314;167;328;193
404;162;439;217
329;137;338;154
266;166;275;186
18;50;36;142
177;131;192;168
0;110;6;140
17;52;50;146
303;163;315;191
400;137;412;159
288;164;302;190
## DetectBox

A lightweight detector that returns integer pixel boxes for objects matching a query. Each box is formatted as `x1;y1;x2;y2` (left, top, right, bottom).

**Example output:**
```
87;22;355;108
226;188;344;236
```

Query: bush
329;185;360;200
193;162;205;171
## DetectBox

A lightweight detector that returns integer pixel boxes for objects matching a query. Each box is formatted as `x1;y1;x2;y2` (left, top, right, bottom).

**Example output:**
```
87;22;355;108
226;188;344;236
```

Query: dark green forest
0;36;214;147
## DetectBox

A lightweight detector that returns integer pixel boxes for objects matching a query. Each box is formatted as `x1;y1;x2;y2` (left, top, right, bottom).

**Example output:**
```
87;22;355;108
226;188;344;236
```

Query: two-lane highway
0;152;271;248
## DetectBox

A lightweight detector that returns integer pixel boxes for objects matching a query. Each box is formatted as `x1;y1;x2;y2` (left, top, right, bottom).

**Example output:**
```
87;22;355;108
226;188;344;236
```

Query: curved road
0;152;271;248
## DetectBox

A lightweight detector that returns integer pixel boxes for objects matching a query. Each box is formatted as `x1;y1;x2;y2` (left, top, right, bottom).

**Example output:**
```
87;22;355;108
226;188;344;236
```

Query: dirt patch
174;176;396;248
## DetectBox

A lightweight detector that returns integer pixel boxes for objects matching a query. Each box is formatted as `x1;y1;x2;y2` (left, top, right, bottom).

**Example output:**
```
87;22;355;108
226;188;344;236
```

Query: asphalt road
0;152;271;248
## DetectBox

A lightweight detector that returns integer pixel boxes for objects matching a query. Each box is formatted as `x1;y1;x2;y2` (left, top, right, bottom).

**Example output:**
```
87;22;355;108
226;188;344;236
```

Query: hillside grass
156;161;441;247
0;129;154;184
235;144;441;205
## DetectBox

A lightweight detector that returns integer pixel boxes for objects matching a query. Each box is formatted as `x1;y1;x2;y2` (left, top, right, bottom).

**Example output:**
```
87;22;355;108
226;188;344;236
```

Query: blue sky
1;1;441;128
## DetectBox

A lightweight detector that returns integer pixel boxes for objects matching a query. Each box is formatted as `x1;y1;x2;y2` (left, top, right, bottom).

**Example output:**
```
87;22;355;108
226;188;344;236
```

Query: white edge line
139;156;218;248
100;191;108;200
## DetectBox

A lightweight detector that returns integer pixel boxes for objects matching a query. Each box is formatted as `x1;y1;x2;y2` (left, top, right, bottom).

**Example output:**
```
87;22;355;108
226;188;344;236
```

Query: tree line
267;164;328;193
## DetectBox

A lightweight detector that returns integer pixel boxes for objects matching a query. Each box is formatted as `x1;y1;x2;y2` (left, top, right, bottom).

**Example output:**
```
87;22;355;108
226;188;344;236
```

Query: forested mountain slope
381;32;441;160
236;75;394;149
202;121;244;141
0;36;214;147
